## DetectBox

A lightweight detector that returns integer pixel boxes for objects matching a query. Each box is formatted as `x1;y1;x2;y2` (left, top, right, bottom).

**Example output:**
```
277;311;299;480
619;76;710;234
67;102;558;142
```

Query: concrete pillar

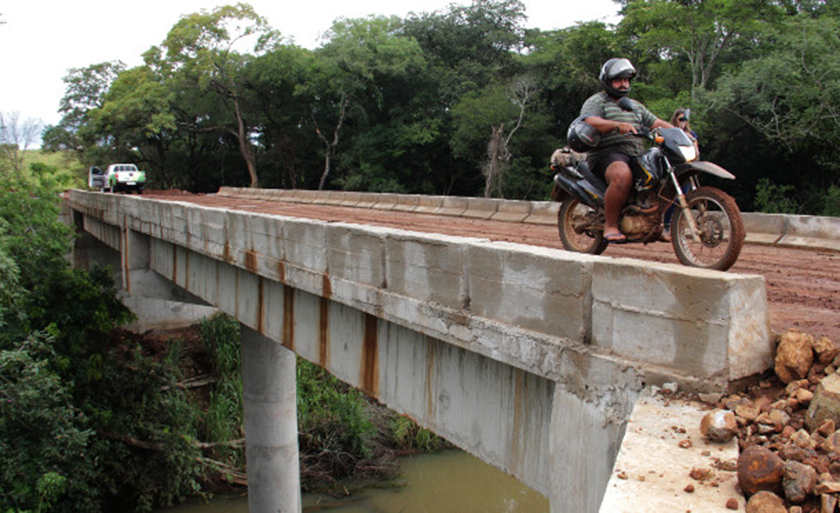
71;224;122;284
548;388;630;513
241;324;301;513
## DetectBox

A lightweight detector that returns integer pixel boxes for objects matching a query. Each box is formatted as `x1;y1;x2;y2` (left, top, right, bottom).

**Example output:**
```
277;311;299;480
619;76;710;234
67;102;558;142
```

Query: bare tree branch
0;112;44;179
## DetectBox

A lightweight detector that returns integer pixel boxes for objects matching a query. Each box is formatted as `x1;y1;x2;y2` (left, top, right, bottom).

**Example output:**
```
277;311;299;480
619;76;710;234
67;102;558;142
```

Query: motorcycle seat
578;160;607;192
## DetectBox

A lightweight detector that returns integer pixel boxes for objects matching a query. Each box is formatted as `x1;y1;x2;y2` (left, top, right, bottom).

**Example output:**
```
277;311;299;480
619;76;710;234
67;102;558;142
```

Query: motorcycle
550;105;745;271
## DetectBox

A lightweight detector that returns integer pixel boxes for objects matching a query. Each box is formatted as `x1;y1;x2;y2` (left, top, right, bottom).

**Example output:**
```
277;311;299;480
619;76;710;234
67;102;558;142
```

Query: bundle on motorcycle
550;120;745;272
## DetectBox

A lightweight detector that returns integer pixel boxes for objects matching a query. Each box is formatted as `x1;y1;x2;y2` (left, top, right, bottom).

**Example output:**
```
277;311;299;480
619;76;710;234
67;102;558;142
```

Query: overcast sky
0;0;620;136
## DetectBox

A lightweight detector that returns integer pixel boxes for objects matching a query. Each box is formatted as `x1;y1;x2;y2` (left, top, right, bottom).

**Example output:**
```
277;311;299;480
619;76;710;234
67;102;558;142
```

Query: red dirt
141;191;840;343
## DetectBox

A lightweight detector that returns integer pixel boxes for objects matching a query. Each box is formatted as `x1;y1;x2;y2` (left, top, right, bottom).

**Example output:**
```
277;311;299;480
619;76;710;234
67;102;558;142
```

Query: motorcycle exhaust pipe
553;173;602;207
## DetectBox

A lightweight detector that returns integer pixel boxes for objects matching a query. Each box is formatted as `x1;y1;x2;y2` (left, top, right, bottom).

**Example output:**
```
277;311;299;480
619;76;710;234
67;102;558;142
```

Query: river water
158;449;549;512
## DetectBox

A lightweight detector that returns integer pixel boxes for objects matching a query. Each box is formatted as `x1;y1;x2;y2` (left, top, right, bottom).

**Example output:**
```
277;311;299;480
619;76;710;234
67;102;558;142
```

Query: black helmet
567;117;600;152
599;58;636;98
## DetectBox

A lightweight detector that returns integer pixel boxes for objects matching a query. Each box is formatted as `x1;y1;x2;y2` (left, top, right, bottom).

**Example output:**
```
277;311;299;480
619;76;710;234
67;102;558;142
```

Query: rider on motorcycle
573;58;673;243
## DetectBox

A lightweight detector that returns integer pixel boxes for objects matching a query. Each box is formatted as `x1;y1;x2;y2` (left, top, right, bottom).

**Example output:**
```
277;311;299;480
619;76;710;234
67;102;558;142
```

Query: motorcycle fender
674;161;736;180
553;173;602;207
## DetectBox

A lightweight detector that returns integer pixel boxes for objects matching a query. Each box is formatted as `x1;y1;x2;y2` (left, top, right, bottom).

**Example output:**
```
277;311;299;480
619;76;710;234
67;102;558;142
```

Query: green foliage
82;343;203;512
707;13;840;211
0;332;98;512
36;472;68;513
389;415;447;452
754;178;800;214
297;359;375;477
46;2;840;206
197;314;244;463
0;179;199;512
820;186;840;217
199;313;241;377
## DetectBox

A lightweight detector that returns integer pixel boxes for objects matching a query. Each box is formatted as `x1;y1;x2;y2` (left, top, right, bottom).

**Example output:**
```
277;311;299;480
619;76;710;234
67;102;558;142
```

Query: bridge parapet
218;187;840;251
68;189;771;391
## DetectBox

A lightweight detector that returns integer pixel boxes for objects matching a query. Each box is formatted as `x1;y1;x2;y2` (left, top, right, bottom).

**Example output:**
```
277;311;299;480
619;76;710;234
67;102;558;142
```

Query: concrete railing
71;189;772;391
217;187;840;251
741;212;840;252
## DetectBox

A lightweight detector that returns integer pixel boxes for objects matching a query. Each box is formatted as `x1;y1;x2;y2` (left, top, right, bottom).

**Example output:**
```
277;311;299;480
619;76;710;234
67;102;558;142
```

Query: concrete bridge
62;189;774;512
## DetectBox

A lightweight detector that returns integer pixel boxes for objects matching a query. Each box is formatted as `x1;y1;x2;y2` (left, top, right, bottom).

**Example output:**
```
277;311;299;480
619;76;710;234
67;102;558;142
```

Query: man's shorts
587;151;631;180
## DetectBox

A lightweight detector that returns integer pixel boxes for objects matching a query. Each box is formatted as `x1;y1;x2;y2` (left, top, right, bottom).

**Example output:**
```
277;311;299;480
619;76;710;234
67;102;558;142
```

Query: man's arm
583;116;638;135
652;118;674;130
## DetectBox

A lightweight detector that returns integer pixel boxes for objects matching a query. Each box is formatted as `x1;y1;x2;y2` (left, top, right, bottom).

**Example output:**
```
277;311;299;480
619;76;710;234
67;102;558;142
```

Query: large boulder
738;445;785;496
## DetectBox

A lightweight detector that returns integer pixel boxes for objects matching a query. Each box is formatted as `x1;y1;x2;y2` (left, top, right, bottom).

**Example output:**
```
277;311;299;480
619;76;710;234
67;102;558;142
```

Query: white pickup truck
89;164;146;193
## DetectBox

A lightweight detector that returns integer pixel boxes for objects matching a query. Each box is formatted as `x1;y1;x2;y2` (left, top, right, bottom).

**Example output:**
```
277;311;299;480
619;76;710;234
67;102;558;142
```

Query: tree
41;61;124;156
153;3;281;187
618;0;783;98
86;66;177;177
709;13;840;212
0;112;43;178
403;0;527;107
714;15;840;157
243;45;317;189
305;15;426;190
451;76;537;197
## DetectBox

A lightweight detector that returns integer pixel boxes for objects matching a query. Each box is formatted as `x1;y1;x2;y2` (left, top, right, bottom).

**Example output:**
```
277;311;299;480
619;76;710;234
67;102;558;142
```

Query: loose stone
782;460;817;503
700;409;738;443
775;330;815;384
745;491;786;513
738;445;785;496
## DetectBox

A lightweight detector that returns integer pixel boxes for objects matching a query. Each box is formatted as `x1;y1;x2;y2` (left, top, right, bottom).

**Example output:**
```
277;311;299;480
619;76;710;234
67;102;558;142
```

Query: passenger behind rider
577;58;673;243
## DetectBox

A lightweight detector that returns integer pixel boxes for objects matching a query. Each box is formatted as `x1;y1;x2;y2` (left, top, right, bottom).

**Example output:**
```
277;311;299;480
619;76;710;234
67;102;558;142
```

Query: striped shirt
580;92;657;161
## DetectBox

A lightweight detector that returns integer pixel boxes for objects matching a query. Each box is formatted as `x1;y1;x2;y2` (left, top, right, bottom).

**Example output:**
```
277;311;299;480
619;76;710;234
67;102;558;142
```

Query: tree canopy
38;0;840;213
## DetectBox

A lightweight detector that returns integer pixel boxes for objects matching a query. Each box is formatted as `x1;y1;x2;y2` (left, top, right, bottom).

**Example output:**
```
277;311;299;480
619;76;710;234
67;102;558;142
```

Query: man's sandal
604;233;627;244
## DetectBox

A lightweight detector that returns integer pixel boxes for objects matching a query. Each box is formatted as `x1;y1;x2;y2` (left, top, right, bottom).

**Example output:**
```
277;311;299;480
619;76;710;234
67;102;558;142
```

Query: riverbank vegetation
0;178;445;512
21;0;839;215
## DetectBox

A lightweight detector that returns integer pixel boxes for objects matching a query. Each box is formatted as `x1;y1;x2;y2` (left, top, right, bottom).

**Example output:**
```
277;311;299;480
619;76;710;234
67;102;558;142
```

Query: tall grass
191;313;444;489
197;314;244;464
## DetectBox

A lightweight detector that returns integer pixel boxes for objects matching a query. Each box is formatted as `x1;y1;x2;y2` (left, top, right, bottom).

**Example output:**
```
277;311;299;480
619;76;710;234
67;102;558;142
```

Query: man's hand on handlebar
613;122;637;135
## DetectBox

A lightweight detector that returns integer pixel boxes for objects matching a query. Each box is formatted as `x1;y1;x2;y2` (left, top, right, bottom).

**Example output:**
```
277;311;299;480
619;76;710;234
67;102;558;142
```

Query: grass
5;149;88;189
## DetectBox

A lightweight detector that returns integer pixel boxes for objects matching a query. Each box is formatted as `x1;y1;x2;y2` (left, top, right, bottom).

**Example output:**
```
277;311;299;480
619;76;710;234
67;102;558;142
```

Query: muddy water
158;449;549;512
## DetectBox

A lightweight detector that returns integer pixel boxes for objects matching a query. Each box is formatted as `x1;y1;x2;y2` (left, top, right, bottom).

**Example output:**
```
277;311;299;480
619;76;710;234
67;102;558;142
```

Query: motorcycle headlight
679;145;698;162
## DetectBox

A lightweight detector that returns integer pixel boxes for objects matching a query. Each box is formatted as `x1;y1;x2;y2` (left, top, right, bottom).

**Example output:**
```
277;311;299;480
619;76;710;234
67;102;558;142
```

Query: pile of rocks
705;330;840;512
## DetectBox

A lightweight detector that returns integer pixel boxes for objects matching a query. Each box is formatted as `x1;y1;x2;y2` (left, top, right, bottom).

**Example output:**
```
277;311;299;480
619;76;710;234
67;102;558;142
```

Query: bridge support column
548;388;630;513
241;324;301;513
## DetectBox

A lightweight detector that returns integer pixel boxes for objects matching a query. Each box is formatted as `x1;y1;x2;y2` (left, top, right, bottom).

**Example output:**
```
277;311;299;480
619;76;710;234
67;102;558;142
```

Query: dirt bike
550;118;745;271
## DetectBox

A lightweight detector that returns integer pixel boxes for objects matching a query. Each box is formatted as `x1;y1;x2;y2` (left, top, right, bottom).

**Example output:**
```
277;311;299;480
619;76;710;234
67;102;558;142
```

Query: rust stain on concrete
425;342;436;422
184;250;190;291
122;226;131;292
361;314;379;397
283;285;295;350
172;245;178;284
257;277;265;335
319;274;332;369
223;239;232;264
276;261;286;284
244;249;258;273
510;369;525;473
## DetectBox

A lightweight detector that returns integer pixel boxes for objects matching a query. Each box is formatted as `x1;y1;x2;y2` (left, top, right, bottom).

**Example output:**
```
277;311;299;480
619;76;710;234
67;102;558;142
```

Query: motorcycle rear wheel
557;198;608;255
671;187;745;271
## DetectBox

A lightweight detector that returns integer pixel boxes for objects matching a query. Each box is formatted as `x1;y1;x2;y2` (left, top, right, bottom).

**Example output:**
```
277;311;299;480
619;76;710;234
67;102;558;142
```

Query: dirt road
143;191;840;342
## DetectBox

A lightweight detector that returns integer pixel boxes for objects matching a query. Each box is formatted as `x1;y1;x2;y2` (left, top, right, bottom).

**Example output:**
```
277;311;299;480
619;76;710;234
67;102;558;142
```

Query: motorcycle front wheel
557;198;608;255
671;187;745;271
